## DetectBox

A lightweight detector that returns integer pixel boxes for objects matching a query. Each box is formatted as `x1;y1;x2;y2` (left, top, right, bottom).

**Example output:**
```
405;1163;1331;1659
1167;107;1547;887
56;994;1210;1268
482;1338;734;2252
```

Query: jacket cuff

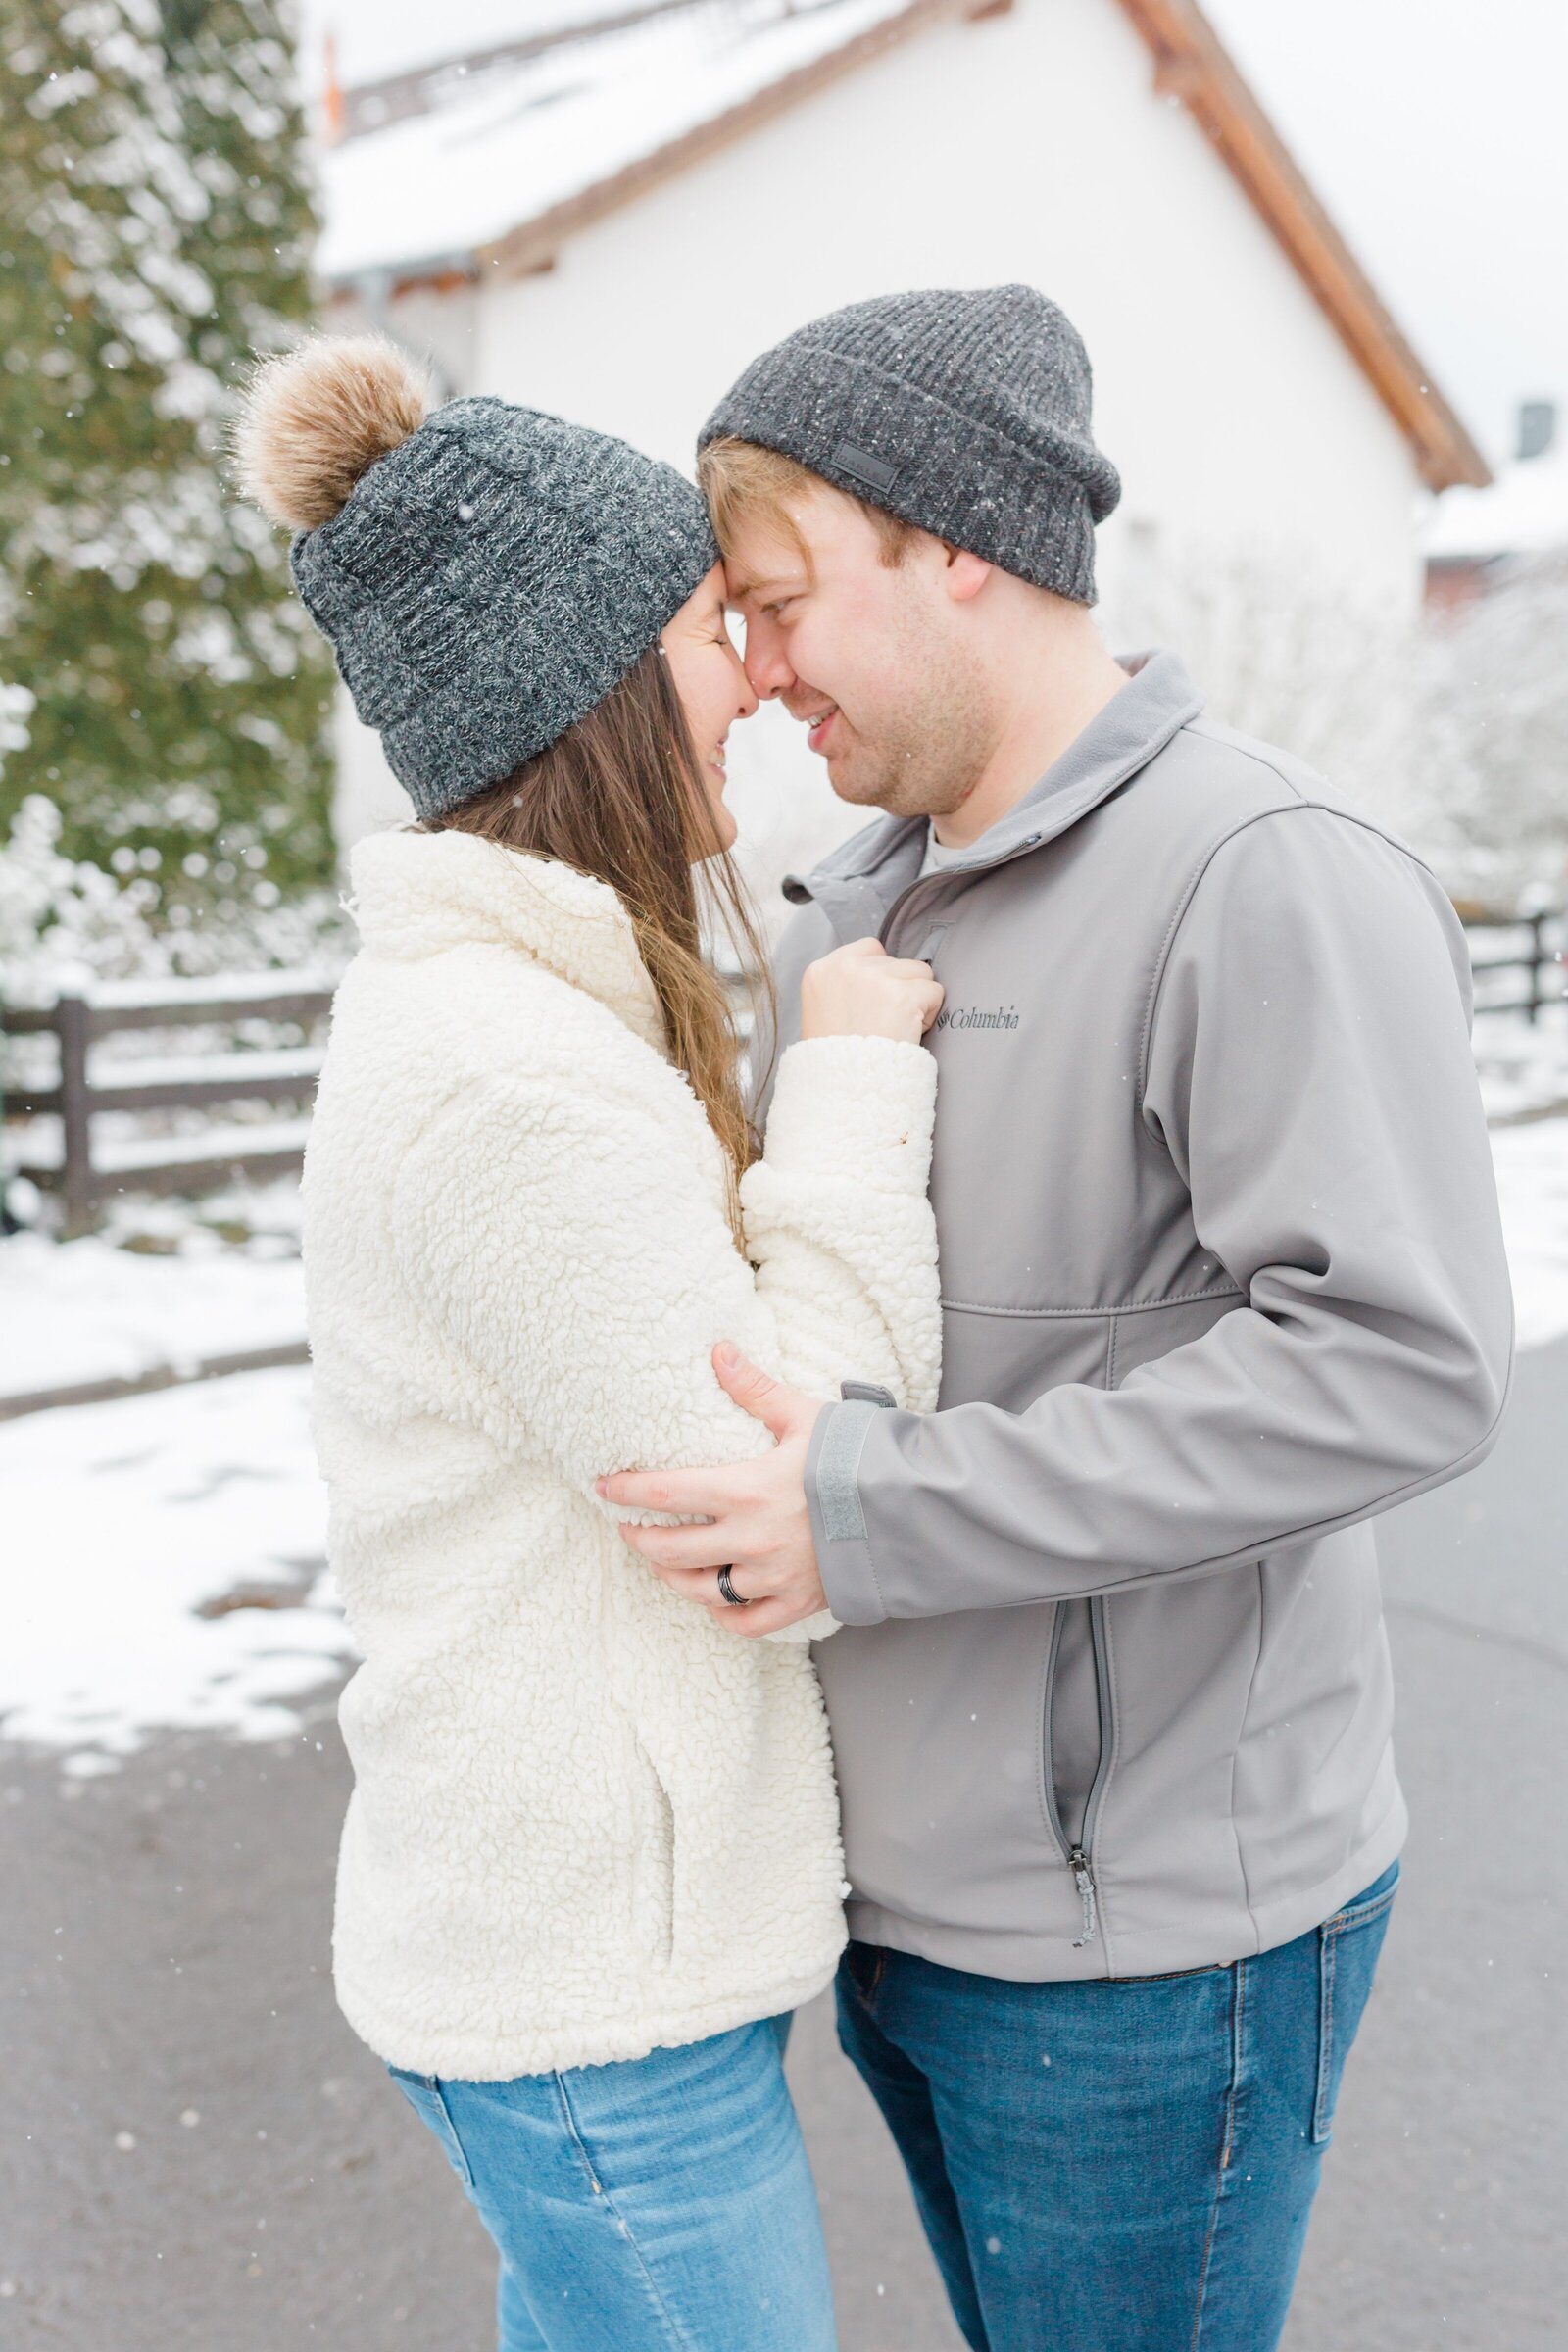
760;1037;936;1193
806;1390;897;1626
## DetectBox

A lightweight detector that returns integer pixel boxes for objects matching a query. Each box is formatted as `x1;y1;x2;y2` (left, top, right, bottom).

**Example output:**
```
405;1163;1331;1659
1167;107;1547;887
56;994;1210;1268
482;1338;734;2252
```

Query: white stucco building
314;0;1487;870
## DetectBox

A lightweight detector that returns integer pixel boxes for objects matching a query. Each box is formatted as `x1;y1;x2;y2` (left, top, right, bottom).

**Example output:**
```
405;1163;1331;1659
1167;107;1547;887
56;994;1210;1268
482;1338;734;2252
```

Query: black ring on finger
716;1565;751;1608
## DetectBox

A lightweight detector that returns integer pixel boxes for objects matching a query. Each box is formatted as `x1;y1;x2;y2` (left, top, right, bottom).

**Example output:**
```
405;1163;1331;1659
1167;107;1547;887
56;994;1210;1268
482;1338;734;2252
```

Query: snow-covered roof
318;0;925;285
313;0;1488;494
300;0;650;97
1426;443;1568;563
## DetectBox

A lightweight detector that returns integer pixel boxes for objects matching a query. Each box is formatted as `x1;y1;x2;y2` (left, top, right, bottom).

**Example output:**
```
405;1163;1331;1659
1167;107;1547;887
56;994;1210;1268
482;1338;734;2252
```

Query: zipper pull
1068;1846;1099;1948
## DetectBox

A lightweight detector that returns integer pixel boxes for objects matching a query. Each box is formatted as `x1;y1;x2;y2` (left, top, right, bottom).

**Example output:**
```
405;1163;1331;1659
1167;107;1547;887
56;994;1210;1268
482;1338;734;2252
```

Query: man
599;286;1514;2350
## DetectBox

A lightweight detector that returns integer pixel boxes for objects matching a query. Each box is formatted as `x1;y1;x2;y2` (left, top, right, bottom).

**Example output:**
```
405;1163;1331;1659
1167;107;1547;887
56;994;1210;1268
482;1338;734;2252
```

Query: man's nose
742;617;795;704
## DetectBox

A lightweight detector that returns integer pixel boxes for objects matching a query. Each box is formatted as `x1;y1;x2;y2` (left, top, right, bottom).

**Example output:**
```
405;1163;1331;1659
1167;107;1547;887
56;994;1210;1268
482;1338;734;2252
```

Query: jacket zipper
1079;1596;1117;1946
877;824;1116;1949
1065;1844;1098;1948
843;814;1147;1955
877;831;1045;956
1040;1596;1116;1949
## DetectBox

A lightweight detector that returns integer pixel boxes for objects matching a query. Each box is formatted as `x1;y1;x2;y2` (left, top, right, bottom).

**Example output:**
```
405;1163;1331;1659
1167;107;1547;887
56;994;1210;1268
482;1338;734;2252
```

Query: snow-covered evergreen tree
0;0;332;920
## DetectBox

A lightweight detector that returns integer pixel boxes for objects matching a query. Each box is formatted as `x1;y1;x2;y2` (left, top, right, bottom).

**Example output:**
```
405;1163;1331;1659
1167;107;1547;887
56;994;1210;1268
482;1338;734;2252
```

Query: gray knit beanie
699;285;1120;605
236;339;718;819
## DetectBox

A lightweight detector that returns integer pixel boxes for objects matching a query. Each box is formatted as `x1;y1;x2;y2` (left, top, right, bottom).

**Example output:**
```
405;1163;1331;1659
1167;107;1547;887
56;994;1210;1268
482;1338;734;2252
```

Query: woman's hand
799;937;944;1045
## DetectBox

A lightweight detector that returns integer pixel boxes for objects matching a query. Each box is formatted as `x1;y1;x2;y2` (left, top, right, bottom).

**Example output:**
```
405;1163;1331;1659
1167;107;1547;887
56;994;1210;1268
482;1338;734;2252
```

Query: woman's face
660;564;758;854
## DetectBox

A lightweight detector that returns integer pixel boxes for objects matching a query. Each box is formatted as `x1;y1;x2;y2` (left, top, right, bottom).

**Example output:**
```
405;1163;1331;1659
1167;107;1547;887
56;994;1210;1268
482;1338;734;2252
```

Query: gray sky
1205;0;1568;467
301;0;1567;468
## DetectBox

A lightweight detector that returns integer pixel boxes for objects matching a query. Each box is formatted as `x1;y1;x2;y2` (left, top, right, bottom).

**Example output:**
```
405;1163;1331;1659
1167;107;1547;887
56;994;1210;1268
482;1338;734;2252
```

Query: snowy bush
0;791;349;1008
0;794;167;1001
1412;554;1568;906
0;683;36;766
1107;543;1567;909
0;0;334;901
1106;545;1428;833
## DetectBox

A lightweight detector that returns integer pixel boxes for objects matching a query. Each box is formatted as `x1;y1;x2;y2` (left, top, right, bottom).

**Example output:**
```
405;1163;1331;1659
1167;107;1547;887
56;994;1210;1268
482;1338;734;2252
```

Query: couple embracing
238;286;1512;2352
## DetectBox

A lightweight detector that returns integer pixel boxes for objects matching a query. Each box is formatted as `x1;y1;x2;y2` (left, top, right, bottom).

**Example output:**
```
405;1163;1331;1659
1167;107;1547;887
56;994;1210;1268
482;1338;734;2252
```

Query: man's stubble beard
827;599;995;822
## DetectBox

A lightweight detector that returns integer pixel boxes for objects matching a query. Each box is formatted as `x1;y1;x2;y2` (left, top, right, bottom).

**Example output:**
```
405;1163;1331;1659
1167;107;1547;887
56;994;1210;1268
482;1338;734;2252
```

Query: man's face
723;483;996;821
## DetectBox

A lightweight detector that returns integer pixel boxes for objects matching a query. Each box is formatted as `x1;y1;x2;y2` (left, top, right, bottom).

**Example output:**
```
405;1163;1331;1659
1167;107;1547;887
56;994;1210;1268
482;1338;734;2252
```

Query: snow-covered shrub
0;0;334;901
0;684;36;766
1105;544;1425;831
0;793;167;1002
0;792;349;1008
1106;542;1567;909
1412;553;1568;906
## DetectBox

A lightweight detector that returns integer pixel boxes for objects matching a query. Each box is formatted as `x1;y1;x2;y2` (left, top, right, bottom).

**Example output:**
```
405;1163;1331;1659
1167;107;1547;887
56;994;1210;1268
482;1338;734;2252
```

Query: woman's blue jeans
835;1861;1399;2352
389;2013;835;2351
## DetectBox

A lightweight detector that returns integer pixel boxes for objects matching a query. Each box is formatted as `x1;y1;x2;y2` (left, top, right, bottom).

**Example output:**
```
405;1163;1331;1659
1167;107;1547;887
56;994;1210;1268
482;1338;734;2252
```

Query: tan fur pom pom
234;336;435;533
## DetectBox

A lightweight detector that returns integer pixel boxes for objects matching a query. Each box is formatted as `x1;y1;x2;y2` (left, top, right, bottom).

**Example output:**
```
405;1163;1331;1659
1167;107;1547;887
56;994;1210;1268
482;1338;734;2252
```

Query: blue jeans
836;1861;1399;2352
389;2013;835;2351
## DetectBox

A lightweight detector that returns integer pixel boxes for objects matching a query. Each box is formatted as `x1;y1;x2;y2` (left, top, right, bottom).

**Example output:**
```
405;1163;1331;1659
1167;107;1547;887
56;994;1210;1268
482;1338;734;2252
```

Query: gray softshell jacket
766;650;1514;1982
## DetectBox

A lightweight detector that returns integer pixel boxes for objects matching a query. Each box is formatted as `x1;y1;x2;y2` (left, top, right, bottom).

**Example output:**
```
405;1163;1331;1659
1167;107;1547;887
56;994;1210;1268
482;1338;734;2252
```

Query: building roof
1425;442;1568;564
1111;1;1487;492
317;0;1489;493
318;0;940;286
306;0;661;97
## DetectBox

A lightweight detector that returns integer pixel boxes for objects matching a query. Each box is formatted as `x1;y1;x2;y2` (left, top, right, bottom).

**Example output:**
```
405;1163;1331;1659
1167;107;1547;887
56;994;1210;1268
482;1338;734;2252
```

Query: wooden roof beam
1116;0;1489;490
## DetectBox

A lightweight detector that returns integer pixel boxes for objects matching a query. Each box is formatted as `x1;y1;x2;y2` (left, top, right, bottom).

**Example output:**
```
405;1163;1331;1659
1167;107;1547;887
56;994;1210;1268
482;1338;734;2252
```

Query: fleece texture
302;828;941;2079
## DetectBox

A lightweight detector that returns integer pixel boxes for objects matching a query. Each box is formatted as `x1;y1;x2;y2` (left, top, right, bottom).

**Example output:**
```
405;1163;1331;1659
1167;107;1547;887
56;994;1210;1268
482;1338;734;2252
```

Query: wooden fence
1;970;333;1238
1460;907;1566;1023
2;912;1563;1239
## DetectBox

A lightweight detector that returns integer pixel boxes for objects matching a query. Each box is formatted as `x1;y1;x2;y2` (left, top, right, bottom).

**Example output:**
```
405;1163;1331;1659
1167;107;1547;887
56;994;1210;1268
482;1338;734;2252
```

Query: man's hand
597;1344;827;1638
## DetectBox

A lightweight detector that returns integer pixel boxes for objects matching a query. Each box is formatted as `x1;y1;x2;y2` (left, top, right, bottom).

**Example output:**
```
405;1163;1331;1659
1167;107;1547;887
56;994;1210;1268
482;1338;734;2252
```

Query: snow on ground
1473;1004;1568;1124
2;1229;305;1399
1;1121;1565;1779
0;1367;344;1778
1490;1118;1568;1349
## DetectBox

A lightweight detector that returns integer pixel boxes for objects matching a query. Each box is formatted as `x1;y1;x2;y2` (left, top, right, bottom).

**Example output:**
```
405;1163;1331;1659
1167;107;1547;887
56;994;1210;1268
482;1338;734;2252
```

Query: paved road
3;1342;1562;2350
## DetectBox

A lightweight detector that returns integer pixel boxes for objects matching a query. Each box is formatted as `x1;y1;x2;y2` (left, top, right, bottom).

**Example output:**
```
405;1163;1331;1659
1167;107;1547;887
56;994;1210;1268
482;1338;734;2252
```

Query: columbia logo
934;1005;1021;1032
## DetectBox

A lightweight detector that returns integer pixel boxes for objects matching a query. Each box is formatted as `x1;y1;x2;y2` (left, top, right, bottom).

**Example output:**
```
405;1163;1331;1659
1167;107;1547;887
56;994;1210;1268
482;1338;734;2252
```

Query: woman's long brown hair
423;647;775;1241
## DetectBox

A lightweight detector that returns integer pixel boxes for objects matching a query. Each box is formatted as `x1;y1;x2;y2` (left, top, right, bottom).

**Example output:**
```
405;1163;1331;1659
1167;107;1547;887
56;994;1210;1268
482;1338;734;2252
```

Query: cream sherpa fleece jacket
303;828;941;2080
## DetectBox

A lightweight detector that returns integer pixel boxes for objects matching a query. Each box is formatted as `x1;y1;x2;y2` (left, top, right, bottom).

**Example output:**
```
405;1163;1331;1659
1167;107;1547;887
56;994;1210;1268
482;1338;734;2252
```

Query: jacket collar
784;649;1206;939
348;828;666;1054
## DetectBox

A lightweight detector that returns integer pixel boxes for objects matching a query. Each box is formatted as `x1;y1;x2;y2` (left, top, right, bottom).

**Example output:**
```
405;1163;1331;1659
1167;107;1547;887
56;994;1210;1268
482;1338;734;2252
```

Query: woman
236;338;943;2351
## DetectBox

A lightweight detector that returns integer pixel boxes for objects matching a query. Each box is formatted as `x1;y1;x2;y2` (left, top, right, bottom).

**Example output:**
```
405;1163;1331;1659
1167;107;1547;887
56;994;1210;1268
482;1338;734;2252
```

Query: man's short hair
698;436;918;579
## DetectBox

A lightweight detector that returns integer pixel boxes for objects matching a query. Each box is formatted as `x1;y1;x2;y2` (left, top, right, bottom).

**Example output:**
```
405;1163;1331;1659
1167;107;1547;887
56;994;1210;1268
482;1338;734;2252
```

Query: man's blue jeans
389;2014;834;2351
836;1861;1399;2352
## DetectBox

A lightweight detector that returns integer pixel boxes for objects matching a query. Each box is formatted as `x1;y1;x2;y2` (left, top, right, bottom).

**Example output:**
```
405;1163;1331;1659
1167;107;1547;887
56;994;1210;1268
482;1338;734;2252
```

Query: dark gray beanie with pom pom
238;341;717;820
